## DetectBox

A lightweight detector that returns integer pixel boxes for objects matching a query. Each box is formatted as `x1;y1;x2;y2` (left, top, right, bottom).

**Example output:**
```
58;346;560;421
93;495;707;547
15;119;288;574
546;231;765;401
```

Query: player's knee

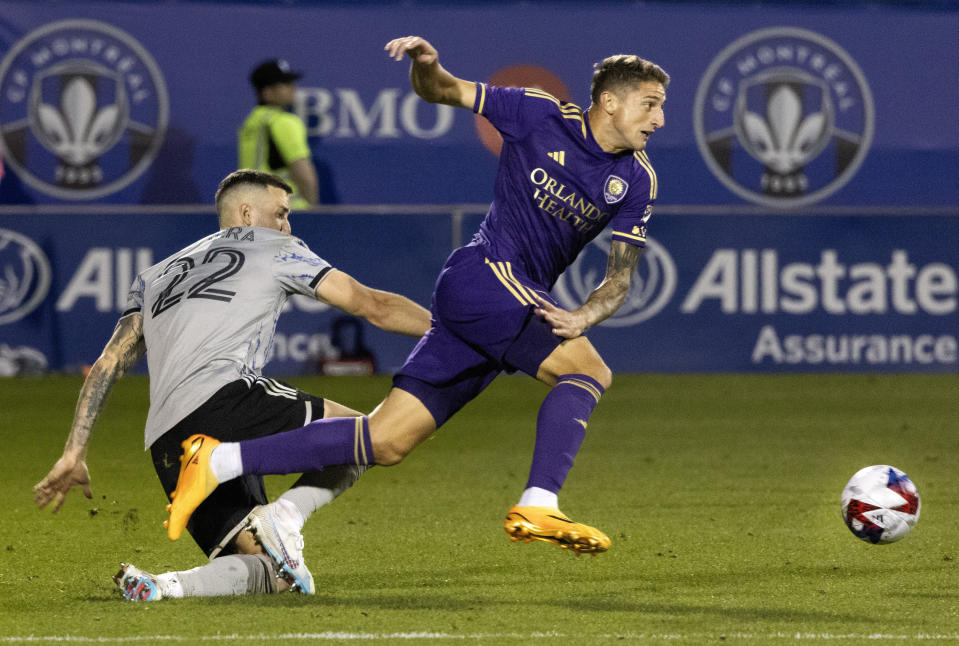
367;397;435;466
371;436;412;466
598;365;612;390
587;361;613;391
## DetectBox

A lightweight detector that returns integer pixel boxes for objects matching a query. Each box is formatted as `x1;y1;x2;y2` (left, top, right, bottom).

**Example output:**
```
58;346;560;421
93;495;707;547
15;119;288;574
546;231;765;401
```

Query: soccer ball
841;465;920;544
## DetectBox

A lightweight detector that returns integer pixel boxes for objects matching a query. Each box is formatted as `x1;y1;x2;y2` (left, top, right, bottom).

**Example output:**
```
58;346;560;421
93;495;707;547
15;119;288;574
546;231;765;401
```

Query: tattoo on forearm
65;315;144;453
607;242;642;277
66;365;114;453
582;243;643;326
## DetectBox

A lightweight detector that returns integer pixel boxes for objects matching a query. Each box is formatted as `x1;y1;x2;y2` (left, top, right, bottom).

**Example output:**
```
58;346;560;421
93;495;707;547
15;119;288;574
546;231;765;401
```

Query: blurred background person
238;59;319;208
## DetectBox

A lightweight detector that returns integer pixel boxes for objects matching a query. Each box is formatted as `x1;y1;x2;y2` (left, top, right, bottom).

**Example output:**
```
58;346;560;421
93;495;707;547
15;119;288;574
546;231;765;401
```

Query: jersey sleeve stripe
634;151;658;199
565;114;587;139
475;82;487;114
612;230;646;244
523;88;560;106
309;266;333;289
523;89;588;139
643;152;658;197
522;89;584;112
120;307;141;318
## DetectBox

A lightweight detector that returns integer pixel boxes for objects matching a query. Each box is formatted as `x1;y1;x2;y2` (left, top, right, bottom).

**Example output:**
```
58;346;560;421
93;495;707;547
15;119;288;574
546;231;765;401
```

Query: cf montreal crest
694;27;874;208
553;232;676;327
0;228;51;324
0;20;168;199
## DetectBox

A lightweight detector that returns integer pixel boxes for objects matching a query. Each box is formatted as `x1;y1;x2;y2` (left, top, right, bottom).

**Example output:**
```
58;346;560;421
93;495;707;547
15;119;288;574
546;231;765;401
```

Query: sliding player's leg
156;378;367;591
114;553;282;601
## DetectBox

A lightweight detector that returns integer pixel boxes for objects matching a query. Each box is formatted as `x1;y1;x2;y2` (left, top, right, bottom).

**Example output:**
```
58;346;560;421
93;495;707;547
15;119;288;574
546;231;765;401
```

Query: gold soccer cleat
164;434;220;541
504;505;611;556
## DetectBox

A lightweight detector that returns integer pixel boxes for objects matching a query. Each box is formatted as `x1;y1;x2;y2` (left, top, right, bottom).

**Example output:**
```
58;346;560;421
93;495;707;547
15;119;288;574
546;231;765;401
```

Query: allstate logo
0;20;168;200
694;27;874;208
0;228;51;325
553;233;676;327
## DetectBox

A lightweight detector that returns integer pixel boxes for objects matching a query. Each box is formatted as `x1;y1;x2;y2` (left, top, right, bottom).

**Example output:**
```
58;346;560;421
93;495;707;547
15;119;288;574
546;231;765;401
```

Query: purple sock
525;374;605;493
239;416;373;475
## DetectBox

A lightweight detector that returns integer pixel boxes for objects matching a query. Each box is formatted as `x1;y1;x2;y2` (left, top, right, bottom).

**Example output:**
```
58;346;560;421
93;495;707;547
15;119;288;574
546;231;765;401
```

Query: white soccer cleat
247;501;314;594
113;563;162;601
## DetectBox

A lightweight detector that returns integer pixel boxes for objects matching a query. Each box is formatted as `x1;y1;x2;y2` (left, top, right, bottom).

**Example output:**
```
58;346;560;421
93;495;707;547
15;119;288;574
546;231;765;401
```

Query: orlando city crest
603;175;628;204
694;27;874;208
0;19;168;200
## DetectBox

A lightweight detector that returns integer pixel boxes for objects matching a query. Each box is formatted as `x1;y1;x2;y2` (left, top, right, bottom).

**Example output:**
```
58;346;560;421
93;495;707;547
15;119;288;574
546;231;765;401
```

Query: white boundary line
3;633;959;642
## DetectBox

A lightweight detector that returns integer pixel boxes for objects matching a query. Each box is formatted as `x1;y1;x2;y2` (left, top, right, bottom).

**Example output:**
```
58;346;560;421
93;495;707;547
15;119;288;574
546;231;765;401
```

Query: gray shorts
149;376;325;557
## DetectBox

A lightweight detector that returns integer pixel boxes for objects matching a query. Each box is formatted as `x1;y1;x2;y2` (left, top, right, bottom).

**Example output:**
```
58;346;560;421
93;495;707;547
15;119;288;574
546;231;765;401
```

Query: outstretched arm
384;36;476;109
315;269;430;338
534;241;643;339
34;313;146;513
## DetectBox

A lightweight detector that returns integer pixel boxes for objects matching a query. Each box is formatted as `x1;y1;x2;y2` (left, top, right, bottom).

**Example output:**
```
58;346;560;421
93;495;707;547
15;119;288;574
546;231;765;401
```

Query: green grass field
1;373;957;644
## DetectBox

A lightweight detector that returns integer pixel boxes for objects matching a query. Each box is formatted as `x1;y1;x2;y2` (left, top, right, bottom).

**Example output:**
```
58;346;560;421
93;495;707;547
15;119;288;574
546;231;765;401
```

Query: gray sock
174;553;278;596
280;465;368;524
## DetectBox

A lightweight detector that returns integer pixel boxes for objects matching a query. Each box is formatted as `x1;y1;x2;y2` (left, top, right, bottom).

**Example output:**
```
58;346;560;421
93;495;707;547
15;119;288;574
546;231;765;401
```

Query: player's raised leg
165;417;372;540
165;392;435;540
164;434;222;540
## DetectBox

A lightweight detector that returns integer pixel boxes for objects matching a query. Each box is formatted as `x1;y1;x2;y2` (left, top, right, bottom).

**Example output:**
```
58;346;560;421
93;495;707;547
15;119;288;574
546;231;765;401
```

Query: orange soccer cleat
504;505;611;556
164;434;220;541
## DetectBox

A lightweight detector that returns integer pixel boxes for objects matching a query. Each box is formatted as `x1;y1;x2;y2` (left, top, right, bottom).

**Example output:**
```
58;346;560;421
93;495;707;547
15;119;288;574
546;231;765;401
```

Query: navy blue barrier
0;2;957;209
2;209;956;374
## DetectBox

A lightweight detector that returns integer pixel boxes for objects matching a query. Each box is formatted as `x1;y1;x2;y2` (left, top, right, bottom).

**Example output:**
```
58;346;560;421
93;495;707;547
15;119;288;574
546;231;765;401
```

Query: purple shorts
394;244;563;427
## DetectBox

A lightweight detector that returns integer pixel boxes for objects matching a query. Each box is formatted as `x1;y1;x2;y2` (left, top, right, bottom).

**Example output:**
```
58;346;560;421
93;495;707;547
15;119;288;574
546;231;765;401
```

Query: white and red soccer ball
841;465;920;544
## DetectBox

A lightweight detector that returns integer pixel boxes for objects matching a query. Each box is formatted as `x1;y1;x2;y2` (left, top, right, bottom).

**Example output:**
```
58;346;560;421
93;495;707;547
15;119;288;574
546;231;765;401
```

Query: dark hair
214;169;292;213
590;55;670;104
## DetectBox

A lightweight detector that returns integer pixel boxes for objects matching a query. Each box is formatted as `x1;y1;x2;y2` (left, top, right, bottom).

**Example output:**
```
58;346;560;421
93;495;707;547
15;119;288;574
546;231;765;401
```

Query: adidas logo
547;151;566;166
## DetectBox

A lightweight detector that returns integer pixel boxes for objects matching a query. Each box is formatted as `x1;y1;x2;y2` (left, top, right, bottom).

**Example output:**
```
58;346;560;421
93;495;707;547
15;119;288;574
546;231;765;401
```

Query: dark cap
250;59;302;90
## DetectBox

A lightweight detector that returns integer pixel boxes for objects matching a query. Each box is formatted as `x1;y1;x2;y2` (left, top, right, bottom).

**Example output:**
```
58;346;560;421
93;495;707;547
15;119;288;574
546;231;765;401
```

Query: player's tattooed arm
534;241;643;338
35;314;145;512
579;240;643;326
64;313;146;457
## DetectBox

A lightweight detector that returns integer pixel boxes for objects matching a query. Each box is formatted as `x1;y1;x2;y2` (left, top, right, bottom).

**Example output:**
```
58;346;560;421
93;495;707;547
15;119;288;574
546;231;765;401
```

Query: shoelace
274;507;306;553
269;515;305;566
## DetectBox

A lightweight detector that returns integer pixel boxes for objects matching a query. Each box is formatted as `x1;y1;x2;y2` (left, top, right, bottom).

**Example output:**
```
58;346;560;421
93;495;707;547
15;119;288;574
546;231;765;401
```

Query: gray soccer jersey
122;226;332;448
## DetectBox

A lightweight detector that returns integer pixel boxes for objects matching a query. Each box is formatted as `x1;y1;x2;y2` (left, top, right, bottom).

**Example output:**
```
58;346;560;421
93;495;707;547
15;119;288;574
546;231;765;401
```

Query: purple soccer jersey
471;83;658;289
393;83;661;427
